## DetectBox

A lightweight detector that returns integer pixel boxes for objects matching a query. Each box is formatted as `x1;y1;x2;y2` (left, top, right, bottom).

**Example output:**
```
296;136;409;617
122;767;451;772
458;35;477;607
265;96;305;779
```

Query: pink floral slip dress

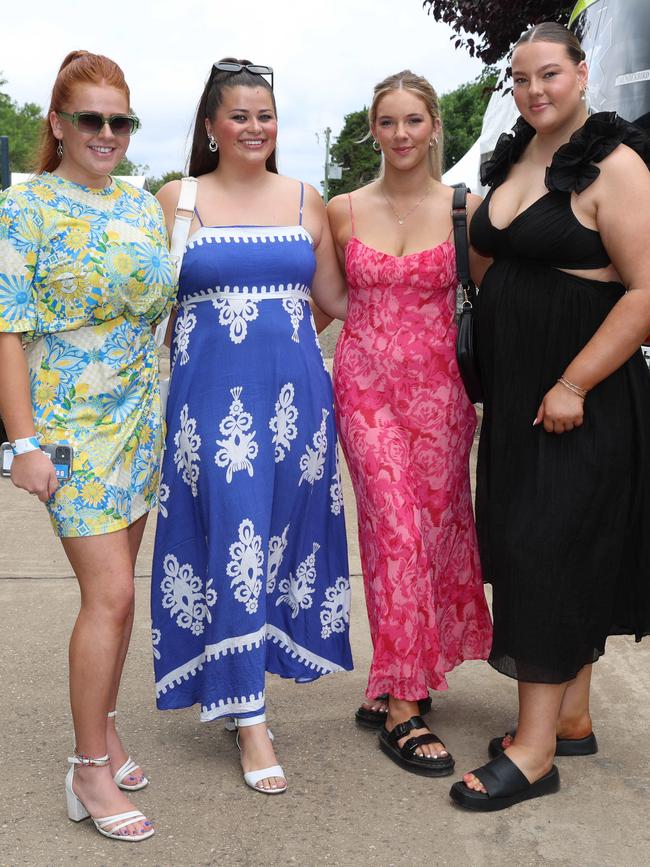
333;194;492;701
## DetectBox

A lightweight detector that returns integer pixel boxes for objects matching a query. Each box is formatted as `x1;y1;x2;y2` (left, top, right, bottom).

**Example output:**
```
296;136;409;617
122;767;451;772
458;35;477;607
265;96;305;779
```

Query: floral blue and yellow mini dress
0;173;175;537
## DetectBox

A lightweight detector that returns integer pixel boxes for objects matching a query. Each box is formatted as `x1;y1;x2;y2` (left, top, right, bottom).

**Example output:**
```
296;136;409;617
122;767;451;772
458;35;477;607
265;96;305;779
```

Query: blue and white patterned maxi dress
151;201;353;723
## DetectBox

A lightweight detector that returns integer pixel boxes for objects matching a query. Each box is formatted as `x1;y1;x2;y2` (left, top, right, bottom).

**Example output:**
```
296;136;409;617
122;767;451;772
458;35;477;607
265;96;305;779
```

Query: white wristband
11;436;41;456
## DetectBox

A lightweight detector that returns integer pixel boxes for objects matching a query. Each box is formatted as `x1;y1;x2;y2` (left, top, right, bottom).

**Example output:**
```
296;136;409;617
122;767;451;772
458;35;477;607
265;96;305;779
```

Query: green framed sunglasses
57;110;141;136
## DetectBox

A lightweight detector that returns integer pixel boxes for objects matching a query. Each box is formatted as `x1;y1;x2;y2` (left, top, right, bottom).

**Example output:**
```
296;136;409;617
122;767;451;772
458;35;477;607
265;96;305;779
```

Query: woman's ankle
236;721;269;743
387;698;420;726
556;712;592;740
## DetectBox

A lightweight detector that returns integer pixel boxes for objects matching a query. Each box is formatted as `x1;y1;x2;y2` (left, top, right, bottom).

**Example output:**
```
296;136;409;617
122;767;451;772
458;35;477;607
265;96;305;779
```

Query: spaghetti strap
298;182;305;225
194;207;204;227
347;193;356;235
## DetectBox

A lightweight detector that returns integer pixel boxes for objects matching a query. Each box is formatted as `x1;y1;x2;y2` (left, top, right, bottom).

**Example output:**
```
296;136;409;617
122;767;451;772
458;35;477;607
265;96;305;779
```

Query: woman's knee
81;576;136;624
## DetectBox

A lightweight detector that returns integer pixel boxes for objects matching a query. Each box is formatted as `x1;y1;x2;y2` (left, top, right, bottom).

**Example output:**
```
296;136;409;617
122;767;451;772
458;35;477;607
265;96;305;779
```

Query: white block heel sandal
233;716;287;795
65;753;155;842
107;710;149;791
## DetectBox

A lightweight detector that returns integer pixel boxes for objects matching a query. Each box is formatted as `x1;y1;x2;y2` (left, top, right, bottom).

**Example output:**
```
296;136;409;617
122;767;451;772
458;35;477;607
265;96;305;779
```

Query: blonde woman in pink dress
328;70;492;776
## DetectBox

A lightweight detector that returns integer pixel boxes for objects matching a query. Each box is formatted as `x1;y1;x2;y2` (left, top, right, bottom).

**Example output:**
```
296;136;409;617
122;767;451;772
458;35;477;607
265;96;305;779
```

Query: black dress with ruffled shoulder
470;112;650;683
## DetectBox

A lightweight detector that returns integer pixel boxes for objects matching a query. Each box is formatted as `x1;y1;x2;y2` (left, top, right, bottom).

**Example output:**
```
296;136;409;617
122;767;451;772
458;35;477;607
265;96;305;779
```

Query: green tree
146;169;183;196
0;75;43;171
440;68;497;171
327;108;381;197
114;155;149;177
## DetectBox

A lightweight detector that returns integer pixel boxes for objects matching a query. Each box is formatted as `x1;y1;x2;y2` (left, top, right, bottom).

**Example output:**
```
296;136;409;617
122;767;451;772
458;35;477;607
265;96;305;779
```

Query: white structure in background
10;172;147;188
442;70;517;193
440;139;482;190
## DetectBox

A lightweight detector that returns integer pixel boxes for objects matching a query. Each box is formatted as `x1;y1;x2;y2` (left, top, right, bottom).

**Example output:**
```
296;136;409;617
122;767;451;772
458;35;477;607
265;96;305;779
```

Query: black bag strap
451;183;471;290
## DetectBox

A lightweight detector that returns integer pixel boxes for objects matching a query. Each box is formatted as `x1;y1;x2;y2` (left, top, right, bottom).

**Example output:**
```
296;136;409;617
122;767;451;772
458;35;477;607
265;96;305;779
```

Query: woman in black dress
450;22;650;811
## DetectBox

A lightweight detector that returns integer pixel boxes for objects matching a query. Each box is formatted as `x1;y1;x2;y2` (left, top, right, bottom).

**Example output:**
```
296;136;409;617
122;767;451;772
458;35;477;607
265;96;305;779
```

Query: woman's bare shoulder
331;182;378;209
156;178;183;209
326;193;349;215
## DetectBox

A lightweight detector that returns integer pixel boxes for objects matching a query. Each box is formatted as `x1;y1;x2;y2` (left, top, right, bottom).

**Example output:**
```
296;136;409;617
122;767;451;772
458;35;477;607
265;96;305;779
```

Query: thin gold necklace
380;182;432;225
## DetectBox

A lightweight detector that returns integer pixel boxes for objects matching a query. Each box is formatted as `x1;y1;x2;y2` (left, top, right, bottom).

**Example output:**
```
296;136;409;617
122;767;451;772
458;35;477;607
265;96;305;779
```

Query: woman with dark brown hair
0;50;175;839
449;22;650;811
151;59;352;794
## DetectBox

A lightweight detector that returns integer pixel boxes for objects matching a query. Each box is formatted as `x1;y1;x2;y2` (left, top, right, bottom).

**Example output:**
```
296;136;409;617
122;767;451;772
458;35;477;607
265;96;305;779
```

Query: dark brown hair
36;50;131;173
514;22;586;64
188;57;278;177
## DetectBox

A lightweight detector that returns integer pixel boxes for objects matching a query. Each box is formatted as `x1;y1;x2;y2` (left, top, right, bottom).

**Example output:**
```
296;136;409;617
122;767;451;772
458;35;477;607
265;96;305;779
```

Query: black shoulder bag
452;183;482;404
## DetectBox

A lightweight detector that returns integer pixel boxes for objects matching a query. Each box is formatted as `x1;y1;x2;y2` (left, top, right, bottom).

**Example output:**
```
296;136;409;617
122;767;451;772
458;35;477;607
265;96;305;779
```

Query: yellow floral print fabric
0;173;176;537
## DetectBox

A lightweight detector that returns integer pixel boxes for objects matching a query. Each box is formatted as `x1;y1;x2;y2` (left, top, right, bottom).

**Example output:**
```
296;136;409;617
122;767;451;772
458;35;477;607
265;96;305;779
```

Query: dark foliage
423;1;575;64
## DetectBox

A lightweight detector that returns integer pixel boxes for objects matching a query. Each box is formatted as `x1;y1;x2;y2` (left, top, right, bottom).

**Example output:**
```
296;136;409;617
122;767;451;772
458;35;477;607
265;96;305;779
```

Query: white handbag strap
153;177;198;348
170;176;198;278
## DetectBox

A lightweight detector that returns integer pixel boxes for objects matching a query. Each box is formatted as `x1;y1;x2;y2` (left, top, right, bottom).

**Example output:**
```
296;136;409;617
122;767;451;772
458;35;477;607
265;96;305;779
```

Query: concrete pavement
1;346;649;866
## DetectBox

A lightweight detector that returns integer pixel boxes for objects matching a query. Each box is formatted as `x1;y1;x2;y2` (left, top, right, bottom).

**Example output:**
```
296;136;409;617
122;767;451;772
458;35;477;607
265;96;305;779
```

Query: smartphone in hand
1;442;74;480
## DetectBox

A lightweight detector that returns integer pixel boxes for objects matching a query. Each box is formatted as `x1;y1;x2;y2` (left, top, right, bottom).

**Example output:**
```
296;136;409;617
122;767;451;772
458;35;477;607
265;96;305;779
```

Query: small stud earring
56;141;64;158
372;139;381;152
208;134;218;153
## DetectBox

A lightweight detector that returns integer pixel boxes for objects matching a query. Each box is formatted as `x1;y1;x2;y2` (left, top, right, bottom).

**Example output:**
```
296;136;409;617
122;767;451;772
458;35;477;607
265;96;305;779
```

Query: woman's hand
11;450;59;501
534;383;584;434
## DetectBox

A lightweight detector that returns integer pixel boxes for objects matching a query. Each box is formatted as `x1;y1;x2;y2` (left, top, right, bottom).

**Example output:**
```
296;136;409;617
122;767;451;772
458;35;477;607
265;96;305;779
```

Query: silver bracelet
557;376;588;399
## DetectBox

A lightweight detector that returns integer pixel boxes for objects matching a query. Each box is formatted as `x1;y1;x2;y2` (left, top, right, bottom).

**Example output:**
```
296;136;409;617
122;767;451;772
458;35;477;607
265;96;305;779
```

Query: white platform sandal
233;716;287;795
65;752;155;842
107;710;149;791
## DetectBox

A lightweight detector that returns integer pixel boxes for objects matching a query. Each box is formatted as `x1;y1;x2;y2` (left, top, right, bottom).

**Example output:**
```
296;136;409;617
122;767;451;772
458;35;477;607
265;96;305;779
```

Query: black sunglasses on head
57;110;141;136
211;62;274;90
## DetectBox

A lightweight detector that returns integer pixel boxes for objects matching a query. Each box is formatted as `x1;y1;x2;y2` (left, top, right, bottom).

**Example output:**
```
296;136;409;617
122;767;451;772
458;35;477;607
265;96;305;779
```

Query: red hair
36;50;131;173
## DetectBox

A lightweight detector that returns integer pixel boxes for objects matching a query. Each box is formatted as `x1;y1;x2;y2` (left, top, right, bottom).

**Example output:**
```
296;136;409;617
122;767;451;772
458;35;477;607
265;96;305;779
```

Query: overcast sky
2;0;484;187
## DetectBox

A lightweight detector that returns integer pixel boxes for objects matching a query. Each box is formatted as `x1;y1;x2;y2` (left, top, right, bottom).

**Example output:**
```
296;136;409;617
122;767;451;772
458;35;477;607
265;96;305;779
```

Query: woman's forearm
309;300;334;334
563;289;650;390
0;333;36;440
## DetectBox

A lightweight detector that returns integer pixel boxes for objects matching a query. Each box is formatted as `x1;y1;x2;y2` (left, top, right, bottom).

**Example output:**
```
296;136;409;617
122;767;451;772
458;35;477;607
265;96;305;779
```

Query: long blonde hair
368;70;443;180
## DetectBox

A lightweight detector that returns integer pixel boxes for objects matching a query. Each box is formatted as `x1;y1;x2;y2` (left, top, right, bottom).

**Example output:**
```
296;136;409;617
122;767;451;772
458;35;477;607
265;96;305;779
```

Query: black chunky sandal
488;729;598;759
450;753;560;812
378;715;454;776
355;694;433;729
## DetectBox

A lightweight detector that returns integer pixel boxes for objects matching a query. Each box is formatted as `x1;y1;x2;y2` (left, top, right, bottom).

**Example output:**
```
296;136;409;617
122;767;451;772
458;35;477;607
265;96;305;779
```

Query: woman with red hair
0;51;175;840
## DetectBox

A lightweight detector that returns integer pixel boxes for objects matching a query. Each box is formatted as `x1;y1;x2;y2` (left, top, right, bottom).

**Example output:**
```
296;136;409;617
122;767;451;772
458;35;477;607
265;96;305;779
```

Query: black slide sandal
450;753;560;812
378;715;454;777
488;729;598;758
355;695;432;729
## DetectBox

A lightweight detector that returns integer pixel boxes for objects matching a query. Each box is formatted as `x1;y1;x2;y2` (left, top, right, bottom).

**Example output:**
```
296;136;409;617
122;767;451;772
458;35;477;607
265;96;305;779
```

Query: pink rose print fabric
333;229;492;700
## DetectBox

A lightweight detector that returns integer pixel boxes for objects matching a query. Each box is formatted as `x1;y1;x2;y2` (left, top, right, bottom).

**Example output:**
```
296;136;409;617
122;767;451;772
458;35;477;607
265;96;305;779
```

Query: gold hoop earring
372;139;381;152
